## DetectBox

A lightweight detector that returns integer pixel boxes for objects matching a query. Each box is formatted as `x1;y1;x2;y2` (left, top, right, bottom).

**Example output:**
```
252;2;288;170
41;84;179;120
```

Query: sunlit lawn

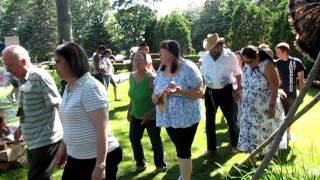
0;82;319;179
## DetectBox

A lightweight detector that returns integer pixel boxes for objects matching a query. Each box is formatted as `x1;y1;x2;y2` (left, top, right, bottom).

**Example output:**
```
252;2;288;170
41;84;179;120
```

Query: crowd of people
0;31;305;180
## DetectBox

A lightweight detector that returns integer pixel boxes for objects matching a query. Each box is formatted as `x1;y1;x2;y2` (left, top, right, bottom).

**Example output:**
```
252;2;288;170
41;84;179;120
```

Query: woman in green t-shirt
127;51;166;172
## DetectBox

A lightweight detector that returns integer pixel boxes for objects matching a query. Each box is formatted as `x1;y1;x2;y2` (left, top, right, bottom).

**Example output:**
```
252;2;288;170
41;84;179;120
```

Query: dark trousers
94;74;104;84
27;140;61;180
166;123;199;159
110;76;117;87
129;117;165;167
204;84;239;151
62;146;123;180
281;96;296;115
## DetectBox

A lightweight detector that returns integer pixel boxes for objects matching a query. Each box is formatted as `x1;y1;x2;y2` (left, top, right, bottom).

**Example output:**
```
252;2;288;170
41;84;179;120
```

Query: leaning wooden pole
242;91;320;165
252;51;320;179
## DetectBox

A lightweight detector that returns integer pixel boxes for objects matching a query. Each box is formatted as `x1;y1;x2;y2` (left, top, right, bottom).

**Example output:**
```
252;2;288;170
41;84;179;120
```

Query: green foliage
188;0;233;52
49;70;62;91
228;0;272;50
0;0;57;62
153;12;193;55
71;0;114;55
27;0;58;62
112;4;157;55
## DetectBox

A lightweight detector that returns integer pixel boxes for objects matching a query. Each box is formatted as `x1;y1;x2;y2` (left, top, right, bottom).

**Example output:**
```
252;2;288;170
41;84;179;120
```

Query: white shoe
288;132;296;142
177;175;183;180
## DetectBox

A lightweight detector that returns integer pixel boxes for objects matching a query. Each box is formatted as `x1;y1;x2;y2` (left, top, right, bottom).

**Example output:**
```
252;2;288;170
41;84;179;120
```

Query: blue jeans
129;116;166;167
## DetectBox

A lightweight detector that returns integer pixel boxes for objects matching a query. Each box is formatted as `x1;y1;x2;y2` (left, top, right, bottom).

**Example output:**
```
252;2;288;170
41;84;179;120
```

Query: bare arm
127;101;132;122
88;108;108;169
176;81;205;100
264;63;280;108
235;75;241;88
298;71;305;91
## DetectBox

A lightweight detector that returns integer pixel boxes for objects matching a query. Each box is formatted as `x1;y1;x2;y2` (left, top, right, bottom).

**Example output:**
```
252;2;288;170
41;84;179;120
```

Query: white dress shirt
200;48;242;89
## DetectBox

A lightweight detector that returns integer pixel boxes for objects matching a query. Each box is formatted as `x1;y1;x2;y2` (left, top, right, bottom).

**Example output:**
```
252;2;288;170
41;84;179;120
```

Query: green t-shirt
128;72;155;119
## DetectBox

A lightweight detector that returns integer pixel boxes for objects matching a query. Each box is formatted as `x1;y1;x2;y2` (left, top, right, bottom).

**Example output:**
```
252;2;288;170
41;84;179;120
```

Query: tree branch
242;91;320;165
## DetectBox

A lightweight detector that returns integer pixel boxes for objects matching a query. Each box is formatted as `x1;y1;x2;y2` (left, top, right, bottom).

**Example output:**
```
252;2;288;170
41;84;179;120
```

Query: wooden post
252;50;320;179
241;91;320;165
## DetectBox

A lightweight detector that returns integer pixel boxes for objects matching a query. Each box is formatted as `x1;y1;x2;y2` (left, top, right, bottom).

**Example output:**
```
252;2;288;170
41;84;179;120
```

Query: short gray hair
2;45;31;64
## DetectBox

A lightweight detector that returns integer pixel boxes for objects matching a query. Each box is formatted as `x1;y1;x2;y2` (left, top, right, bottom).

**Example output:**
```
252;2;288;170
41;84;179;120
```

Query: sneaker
136;164;147;172
177;175;183;180
155;166;167;173
115;98;121;101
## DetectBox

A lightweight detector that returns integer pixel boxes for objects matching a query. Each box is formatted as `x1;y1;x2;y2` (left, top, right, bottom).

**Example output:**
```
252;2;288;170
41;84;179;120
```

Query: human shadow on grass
117;167;163;180
227;146;297;179
108;105;128;120
162;146;235;180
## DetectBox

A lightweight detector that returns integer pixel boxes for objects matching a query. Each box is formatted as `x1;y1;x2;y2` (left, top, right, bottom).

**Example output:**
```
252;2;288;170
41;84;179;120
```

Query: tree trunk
252;50;320;179
56;0;72;44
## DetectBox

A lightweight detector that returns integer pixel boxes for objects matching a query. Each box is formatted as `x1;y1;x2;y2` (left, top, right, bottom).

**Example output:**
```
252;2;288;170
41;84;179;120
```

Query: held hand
266;105;276;119
234;87;242;102
56;147;67;168
141;113;151;125
91;166;105;180
14;127;23;143
152;94;163;105
165;86;181;96
127;113;131;122
278;89;287;99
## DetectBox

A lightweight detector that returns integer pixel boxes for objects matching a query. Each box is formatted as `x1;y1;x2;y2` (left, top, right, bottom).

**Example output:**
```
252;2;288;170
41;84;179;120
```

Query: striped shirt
59;73;119;159
19;66;63;150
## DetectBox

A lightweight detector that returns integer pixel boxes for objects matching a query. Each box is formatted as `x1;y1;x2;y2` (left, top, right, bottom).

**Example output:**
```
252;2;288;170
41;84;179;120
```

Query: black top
275;57;305;97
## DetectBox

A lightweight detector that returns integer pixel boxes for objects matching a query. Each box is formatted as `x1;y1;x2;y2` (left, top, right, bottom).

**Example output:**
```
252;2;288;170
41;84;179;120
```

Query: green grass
0;83;319;180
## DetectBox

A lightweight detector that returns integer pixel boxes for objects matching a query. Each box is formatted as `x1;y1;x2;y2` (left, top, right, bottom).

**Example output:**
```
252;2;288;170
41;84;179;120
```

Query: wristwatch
95;163;106;170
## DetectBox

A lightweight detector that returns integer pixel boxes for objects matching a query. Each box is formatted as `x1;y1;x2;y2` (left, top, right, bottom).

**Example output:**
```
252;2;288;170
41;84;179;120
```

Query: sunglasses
244;60;255;64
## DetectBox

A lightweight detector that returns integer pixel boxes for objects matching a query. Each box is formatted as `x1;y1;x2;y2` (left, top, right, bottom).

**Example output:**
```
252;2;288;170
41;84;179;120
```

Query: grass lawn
0;82;319;180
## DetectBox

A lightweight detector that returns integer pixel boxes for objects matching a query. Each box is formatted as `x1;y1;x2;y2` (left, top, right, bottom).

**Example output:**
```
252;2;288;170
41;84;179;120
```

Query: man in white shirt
200;33;242;157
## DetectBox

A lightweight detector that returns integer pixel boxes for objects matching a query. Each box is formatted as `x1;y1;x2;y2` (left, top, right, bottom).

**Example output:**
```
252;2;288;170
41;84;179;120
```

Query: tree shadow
274;146;297;165
162;146;236;180
109;105;128;120
227;146;297;179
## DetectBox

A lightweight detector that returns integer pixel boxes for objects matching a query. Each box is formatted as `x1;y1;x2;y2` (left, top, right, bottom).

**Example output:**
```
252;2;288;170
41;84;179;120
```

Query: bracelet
95;163;106;170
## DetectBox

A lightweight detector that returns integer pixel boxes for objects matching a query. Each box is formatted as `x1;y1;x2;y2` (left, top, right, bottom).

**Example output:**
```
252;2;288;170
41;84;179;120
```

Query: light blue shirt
154;59;202;128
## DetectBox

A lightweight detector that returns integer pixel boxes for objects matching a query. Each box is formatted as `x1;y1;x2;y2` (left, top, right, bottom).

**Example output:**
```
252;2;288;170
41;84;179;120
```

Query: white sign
4;36;19;47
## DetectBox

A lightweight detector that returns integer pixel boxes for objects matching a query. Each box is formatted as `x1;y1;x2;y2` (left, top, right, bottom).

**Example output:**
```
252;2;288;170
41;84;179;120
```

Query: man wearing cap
275;42;305;141
200;33;242;157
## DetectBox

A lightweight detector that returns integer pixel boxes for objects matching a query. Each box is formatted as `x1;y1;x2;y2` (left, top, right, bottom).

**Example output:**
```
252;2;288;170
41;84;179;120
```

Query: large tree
153;12;193;55
112;4;157;54
228;0;272;50
56;0;73;44
70;0;113;55
27;0;58;62
0;0;31;42
189;0;234;52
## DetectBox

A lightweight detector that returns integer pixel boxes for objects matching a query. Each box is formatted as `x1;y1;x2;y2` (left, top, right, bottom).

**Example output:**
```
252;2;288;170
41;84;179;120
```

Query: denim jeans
129;116;166;167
